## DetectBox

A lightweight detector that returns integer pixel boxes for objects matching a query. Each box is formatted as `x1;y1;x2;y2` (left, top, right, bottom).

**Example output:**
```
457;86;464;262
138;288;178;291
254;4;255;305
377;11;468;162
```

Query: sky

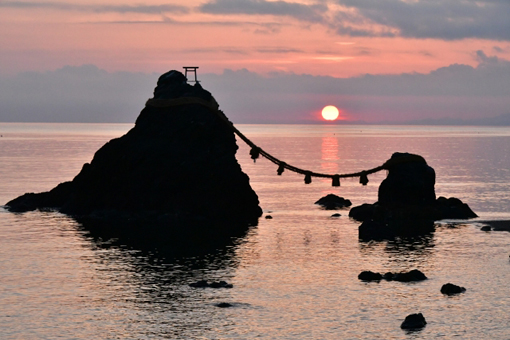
1;0;510;123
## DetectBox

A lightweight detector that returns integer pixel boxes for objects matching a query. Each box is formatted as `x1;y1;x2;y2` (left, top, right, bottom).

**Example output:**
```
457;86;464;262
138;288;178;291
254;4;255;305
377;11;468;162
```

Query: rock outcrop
315;194;352;210
358;269;427;282
440;283;466;295
349;152;477;240
6;70;263;229
401;313;427;330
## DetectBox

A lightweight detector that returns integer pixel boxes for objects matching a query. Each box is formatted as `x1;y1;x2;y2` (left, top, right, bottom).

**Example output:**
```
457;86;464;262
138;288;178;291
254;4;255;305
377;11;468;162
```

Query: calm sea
1;123;510;339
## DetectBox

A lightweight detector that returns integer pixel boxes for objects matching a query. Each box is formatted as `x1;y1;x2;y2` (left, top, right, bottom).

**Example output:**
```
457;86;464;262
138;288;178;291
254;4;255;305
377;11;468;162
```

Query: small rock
441;283;466;295
393;269;427;282
265;215;273;219
480;225;491;231
331;213;341;217
189;280;209;288
215;302;233;308
358;271;383;281
401;313;427;329
383;272;394;281
189;280;233;288
209;281;233;288
315;194;352;210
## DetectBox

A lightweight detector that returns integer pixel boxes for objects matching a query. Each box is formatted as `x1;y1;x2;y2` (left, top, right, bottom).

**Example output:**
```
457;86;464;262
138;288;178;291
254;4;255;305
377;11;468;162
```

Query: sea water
1;123;510;339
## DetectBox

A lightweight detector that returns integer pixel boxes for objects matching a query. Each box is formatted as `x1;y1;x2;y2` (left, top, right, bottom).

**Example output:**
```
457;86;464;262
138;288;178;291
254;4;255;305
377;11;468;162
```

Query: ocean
1;123;510;339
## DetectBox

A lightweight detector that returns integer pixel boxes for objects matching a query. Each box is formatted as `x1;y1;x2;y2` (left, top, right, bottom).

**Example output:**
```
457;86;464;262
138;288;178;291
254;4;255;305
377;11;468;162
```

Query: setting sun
321;105;340;121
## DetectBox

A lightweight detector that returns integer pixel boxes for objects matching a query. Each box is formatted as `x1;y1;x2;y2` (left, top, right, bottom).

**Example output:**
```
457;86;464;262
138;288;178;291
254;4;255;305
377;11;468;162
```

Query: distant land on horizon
341;112;510;126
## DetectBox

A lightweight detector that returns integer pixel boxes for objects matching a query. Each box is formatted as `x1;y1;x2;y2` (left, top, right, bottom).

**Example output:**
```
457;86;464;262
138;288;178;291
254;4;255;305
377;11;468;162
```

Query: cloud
179;46;303;55
1;53;509;124
0;65;158;123
202;52;510;123
0;1;189;14
475;50;499;64
493;46;504;53
256;47;304;54
199;0;328;23
335;0;510;40
182;47;250;55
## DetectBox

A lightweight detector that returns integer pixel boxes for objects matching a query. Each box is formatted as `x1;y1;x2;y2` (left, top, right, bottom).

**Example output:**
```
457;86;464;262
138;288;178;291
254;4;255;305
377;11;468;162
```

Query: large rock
378;153;436;207
6;70;263;227
349;152;477;240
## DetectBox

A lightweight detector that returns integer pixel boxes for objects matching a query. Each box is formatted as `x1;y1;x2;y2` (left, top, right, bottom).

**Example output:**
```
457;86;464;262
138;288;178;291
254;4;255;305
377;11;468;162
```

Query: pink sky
1;0;510;123
1;0;509;76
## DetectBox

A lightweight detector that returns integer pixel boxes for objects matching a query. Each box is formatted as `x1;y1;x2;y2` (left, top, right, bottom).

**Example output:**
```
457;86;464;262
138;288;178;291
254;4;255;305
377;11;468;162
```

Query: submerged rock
215;302;233;308
350;152;477;240
189;280;233;289
441;283;466;295
209;281;233;288
5;70;263;229
189;280;209;288
401;313;427;329
359;269;427;282
315;194;352;210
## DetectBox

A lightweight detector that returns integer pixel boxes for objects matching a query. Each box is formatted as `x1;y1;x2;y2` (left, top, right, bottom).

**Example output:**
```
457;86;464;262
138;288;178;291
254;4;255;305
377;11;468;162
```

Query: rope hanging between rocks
146;97;418;187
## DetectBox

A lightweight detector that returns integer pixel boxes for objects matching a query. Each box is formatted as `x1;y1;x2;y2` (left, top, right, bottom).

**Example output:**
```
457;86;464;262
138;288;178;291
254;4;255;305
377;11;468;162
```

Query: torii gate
183;66;199;84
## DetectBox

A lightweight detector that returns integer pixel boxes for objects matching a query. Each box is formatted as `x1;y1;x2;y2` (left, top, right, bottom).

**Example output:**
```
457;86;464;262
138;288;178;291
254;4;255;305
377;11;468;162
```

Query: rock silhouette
6;70;263;229
349;152;477;240
189;280;233;288
441;283;466;295
358;269;427;282
401;313;427;329
315;194;352;210
358;271;383;281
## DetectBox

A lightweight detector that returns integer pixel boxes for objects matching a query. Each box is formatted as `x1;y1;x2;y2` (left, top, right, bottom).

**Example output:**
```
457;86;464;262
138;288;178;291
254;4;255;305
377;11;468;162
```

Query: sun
321;105;340;121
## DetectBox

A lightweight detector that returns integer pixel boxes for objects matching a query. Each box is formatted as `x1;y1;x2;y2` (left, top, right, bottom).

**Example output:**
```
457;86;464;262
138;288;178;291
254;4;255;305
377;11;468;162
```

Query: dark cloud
336;0;510;40
0;65;158;123
202;52;510;123
475;50;499;64
256;47;303;53
182;47;249;54
493;46;504;53
199;0;328;23
253;25;282;34
180;46;302;54
0;1;189;14
89;16;284;28
356;50;373;56
1;54;509;123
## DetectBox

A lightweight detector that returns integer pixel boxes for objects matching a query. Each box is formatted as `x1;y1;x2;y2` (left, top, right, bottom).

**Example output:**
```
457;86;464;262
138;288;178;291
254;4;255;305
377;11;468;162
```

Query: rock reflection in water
359;226;435;269
73;218;254;339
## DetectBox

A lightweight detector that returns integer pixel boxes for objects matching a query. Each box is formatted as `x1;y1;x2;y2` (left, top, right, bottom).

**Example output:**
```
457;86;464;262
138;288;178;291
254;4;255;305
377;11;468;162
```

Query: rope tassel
249;147;260;162
277;162;286;175
332;175;340;187
304;172;312;184
359;171;369;186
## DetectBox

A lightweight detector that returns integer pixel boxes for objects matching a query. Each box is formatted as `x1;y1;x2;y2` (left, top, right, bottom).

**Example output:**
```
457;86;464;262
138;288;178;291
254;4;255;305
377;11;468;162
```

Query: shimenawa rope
146;97;421;187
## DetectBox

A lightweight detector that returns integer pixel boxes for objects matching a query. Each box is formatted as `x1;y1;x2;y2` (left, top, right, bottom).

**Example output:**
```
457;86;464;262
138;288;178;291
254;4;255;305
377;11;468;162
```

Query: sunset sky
1;0;510;123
